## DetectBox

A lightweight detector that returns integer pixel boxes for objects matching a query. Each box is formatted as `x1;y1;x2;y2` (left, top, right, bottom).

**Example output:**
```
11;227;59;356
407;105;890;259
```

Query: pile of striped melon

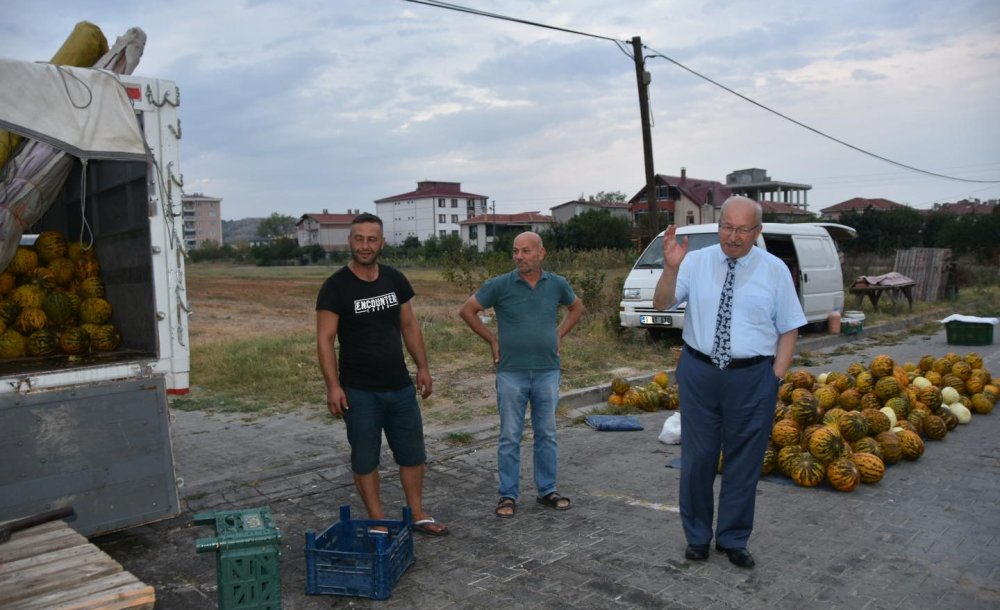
608;371;680;412
0;231;121;359
767;352;997;492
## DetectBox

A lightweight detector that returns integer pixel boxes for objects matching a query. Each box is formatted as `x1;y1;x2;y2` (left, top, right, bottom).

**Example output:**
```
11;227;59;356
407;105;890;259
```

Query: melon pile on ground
607;371;679;412
766;352;996;491
0;232;122;359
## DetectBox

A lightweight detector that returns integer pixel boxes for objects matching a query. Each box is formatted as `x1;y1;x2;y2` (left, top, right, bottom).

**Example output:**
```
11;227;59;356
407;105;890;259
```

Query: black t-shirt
315;264;415;391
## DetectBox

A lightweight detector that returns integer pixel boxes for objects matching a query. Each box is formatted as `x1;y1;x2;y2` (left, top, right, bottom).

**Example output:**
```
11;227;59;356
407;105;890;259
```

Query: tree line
830;205;999;263
189;204;998;267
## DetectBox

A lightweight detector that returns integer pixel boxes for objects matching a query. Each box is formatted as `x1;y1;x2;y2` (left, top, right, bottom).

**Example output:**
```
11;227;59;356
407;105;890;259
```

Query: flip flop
413;517;449;537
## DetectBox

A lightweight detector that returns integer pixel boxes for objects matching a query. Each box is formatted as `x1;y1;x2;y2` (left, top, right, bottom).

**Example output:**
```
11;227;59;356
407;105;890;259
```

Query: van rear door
791;234;841;321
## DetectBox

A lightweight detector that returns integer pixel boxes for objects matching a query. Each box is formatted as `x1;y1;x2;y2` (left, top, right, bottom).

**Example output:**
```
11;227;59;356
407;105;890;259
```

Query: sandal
413;517;449;537
536;492;571;511
495;497;516;518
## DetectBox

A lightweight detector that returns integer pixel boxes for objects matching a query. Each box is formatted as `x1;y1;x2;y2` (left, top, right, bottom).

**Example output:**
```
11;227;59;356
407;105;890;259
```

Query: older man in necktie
653;196;805;568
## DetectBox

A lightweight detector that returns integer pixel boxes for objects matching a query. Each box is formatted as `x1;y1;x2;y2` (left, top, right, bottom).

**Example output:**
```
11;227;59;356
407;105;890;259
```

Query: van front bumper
619;308;686;330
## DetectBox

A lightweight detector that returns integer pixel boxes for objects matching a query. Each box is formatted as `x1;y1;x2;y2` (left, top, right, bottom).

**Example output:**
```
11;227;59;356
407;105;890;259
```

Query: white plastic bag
658;412;681;444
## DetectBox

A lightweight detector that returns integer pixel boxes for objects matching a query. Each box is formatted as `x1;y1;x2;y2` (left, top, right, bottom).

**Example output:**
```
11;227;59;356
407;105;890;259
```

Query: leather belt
684;344;772;369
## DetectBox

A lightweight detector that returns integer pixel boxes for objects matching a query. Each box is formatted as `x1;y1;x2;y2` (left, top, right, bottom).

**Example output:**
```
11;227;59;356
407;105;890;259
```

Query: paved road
95;319;1000;609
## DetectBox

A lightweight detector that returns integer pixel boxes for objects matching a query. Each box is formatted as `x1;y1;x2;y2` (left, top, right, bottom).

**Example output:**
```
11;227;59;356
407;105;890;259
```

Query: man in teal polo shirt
459;231;585;518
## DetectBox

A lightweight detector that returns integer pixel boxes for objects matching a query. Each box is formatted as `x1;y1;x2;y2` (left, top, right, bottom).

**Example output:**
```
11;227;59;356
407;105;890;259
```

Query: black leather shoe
715;544;755;568
685;544;709;561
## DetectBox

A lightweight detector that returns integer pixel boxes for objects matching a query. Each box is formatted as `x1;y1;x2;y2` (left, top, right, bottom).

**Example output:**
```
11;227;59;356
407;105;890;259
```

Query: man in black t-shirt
316;213;448;536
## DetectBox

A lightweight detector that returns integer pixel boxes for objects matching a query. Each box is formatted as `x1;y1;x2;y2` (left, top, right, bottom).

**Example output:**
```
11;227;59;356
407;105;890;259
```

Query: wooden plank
11;572;138;609
0;529;86;564
13;573;154;610
1;543;101;576
894;247;951;302
0;520;154;610
0;546;122;605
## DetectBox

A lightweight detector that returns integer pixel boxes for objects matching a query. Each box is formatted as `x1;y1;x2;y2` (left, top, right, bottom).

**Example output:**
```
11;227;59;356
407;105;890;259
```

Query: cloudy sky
4;0;999;220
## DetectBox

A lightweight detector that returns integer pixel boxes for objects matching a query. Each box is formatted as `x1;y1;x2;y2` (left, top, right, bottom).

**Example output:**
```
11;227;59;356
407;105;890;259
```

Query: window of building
439;230;447;237
686;211;695;225
469;226;478;239
438;214;446;223
452;230;458;236
451;214;459;223
438;199;445;207
451;199;458;207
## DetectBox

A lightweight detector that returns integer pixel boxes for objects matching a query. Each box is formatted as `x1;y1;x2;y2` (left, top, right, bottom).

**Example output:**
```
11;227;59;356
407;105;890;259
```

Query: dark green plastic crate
945;321;994;346
195;506;282;610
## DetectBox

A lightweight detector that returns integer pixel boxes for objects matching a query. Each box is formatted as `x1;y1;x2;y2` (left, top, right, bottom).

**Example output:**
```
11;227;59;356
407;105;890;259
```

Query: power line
404;0;1000;186
641;46;1000;185
402;0;625;43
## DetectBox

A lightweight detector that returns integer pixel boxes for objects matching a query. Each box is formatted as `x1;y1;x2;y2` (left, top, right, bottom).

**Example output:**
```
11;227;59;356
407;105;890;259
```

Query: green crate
944;321;994;346
195;506;282;610
841;318;864;335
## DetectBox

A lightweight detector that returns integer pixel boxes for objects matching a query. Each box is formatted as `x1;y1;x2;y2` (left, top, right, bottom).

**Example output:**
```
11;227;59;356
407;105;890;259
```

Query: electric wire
404;0;1000;186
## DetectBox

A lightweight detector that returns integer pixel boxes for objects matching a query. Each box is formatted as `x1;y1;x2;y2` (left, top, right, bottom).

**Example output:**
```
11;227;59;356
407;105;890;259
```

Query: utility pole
632;36;658;245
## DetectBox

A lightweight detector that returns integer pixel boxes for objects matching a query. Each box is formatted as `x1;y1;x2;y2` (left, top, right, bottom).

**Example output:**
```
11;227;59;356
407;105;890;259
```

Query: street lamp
491;200;497;252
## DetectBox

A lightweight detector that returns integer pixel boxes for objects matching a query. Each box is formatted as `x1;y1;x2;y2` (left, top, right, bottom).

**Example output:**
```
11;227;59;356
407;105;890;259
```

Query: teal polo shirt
475;269;577;372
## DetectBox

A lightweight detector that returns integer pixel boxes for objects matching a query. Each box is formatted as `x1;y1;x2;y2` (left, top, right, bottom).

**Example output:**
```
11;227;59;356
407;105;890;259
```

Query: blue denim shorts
342;385;427;474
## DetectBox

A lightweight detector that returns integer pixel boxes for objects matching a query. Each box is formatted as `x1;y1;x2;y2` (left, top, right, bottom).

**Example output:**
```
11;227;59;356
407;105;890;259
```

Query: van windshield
633;233;721;268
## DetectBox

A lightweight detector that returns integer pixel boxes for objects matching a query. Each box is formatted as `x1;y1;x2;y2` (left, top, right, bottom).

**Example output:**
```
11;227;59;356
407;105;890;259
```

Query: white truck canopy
0;58;145;160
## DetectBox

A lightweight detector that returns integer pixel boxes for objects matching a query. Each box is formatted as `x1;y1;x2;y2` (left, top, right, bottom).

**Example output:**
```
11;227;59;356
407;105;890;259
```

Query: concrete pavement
94;317;1000;609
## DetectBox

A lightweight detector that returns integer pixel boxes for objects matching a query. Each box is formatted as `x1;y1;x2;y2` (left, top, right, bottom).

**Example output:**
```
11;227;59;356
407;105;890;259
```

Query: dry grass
175;262;998;425
173;262;673;424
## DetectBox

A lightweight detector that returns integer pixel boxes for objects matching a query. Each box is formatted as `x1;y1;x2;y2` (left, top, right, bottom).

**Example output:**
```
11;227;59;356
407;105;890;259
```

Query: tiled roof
819;197;905;214
374;180;488;203
459;212;553;225
932;199;997;215
550;199;631;213
297;213;356;226
628;174;732;208
759;200;811;216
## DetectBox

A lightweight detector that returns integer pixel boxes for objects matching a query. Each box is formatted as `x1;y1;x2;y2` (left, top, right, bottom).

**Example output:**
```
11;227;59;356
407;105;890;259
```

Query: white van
619;222;857;340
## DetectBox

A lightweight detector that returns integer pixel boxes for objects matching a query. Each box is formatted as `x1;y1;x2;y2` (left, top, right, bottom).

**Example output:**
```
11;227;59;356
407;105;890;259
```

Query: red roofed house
759;199;814;222
819;197;907;220
297;210;362;251
930;198;998;216
628;169;732;227
374;180;490;245
459;212;554;252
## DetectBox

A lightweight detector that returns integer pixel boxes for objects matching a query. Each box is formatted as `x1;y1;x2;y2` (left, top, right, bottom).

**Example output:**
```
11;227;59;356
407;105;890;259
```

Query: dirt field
182;263;664;427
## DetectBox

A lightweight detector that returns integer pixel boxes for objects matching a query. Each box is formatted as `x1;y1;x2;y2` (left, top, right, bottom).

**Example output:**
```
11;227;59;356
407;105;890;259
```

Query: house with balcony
725;168;811;212
296;209;362;251
628;169;731;227
373;180;490;246
180;193;223;249
459;212;554;252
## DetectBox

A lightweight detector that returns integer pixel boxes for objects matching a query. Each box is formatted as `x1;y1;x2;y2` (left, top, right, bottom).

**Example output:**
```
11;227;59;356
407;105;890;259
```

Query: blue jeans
495;369;561;500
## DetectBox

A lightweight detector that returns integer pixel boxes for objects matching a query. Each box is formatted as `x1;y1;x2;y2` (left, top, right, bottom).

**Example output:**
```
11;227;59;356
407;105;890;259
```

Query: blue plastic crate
304;505;414;600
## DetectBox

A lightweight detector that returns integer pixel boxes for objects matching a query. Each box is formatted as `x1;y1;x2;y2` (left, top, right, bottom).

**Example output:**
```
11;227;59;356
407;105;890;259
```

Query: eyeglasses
719;223;760;236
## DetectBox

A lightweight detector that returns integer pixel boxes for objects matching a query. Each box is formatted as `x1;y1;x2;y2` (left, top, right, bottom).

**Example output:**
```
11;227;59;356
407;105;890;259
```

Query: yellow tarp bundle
0;21;108;170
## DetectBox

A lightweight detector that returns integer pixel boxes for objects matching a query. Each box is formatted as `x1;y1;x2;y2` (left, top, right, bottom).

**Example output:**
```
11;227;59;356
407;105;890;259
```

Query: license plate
640;315;671;326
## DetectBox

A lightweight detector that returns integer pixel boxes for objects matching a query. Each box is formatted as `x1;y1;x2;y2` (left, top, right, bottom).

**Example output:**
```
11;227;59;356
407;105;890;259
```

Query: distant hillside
222;218;263;245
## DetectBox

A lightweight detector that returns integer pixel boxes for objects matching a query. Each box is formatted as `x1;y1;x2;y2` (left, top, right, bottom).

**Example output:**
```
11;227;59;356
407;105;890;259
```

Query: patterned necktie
710;257;737;369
